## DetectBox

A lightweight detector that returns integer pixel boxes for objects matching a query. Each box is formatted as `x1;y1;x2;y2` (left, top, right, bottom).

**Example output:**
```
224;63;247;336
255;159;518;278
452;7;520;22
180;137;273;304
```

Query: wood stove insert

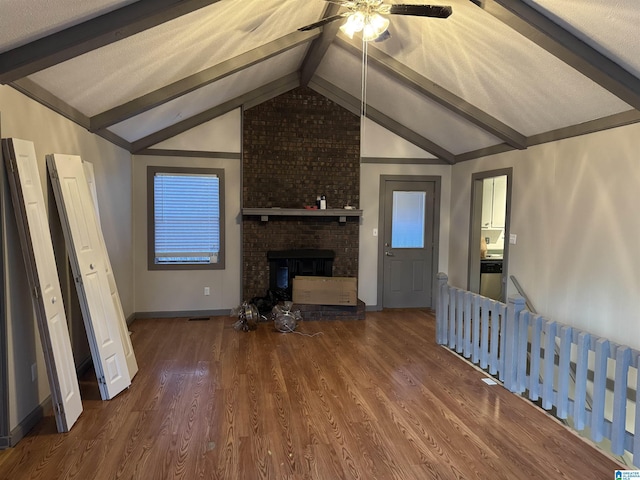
267;249;334;297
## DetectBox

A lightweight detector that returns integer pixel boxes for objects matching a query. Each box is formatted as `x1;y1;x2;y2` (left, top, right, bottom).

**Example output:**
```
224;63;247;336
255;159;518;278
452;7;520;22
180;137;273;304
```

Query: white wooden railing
436;273;639;468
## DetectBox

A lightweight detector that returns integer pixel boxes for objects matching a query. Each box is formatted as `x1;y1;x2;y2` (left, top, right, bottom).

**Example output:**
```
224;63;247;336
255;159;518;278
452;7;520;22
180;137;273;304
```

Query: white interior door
2;138;83;431
83;162;138;379
47;153;130;400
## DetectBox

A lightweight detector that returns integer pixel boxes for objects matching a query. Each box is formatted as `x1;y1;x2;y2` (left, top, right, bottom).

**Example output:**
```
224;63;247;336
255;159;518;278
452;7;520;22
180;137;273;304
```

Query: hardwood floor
0;309;623;479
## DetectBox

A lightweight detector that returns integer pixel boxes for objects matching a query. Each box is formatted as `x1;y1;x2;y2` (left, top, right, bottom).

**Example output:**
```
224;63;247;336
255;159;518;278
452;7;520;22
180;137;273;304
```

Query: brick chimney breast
242;87;360;300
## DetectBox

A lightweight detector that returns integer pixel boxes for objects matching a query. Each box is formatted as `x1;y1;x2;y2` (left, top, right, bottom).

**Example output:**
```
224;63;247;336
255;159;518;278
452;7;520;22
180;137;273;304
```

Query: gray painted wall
448;123;640;351
132;154;242;314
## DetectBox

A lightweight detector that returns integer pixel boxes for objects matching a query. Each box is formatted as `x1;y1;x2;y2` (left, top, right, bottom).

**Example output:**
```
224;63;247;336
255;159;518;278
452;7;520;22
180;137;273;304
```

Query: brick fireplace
242;86;360;300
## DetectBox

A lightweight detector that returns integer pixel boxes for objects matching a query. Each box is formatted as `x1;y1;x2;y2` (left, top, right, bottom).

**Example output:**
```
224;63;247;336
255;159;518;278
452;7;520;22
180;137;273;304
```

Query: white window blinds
153;172;220;265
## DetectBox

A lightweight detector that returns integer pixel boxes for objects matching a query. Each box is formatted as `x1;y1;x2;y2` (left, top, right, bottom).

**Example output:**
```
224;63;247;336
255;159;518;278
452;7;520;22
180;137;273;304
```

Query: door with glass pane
381;178;437;308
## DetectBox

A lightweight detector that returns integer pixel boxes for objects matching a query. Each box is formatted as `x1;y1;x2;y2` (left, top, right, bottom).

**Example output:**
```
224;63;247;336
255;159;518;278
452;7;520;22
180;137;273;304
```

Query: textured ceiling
317;44;502;155
109;45;308;142
27;1;324;115
1;0;638;163
0;0;137;52
526;0;640;77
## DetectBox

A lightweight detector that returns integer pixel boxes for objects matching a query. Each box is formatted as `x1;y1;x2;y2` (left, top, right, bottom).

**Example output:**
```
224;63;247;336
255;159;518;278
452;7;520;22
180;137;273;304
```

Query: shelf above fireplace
242;207;362;223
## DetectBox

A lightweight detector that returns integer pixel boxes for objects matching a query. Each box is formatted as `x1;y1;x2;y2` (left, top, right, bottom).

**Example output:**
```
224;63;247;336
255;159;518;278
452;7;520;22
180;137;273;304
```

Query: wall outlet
509;233;517;245
204;287;210;296
31;363;37;382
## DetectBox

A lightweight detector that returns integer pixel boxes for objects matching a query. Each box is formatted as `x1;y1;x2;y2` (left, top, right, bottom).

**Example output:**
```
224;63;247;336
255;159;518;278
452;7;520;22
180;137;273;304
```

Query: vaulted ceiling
1;0;639;164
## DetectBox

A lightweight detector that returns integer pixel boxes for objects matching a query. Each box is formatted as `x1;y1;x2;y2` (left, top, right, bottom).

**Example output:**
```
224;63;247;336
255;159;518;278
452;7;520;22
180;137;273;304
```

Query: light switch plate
509;234;517;244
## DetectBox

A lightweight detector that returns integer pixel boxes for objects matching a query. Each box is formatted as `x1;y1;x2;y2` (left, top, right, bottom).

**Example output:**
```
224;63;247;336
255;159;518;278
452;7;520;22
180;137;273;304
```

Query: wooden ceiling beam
337;37;528;150
90;30;318;132
476;0;640;111
309;76;456;164
130;73;300;153
456;109;640;162
0;0;223;84
299;3;343;86
9;78;131;151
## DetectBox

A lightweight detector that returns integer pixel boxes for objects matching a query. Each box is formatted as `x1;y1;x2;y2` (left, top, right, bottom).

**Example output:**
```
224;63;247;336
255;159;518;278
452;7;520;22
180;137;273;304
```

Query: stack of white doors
2;138;137;433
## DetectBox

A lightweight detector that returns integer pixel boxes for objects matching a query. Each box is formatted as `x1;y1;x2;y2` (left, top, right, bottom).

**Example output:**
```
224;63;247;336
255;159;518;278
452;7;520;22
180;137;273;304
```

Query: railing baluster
472;294;481;363
542;320;557;410
480;297;490;370
556;326;572;419
498;303;507;381
591;338;609;443
516;310;529;394
528;314;543;401
489;301;500;376
448;287;457;349
573;331;590;431
442;283;451;345
456;290;464;353
611;346;631;455
463;291;472;358
504;296;525;391
436;273;448;345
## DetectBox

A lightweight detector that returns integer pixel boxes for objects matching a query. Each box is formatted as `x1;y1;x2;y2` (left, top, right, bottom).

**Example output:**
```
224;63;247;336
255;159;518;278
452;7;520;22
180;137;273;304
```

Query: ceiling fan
299;1;452;41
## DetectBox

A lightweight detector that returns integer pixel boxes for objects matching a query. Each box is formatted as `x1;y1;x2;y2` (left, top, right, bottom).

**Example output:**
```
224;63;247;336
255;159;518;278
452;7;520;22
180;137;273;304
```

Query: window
147;166;225;270
391;191;426;248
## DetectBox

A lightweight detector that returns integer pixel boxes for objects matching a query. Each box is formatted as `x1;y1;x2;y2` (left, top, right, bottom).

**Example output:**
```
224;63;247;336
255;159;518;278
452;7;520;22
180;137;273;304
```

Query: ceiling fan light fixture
362;13;390;41
298;2;452;37
340;11;366;39
341;11;390;42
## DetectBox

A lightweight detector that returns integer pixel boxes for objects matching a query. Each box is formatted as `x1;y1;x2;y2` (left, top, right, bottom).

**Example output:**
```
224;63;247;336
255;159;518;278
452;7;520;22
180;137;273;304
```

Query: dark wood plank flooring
0;309;623;479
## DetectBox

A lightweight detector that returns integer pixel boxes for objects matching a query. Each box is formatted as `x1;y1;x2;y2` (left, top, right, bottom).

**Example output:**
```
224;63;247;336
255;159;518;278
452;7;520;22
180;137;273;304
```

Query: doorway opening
468;168;512;302
377;175;440;309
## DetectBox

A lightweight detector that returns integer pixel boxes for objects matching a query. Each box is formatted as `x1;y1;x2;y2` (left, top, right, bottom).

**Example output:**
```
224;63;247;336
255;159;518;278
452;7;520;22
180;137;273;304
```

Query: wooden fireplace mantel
242;208;362;223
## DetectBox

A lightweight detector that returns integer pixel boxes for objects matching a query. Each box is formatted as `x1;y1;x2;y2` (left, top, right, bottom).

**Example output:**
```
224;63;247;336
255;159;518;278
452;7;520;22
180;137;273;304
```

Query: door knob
89;263;95;270
385;251;394;256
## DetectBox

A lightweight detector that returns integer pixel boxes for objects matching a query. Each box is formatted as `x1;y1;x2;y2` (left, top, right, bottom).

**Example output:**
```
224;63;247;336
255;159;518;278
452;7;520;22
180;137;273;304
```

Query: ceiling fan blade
298;13;346;32
388;4;452;18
